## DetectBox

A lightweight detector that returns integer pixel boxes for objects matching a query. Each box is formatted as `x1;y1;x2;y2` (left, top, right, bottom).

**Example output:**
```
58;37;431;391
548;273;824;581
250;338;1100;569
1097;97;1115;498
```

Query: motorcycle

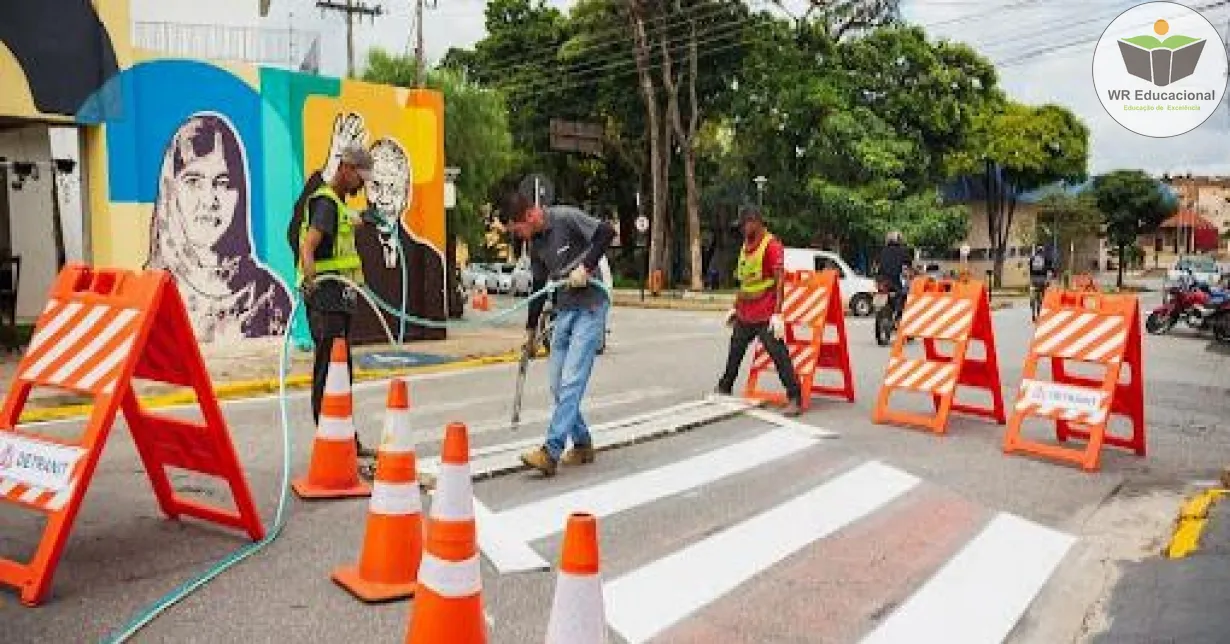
1145;270;1230;335
1208;299;1230;344
873;269;912;347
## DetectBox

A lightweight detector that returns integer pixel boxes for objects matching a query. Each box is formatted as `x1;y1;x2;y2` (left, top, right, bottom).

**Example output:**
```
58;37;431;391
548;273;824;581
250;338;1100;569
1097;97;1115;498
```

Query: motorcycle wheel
1214;318;1230;343
875;308;893;346
1145;311;1173;335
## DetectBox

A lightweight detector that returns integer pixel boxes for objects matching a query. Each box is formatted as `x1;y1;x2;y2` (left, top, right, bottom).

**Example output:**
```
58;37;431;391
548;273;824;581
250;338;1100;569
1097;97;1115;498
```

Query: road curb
1165;488;1227;559
13;350;523;424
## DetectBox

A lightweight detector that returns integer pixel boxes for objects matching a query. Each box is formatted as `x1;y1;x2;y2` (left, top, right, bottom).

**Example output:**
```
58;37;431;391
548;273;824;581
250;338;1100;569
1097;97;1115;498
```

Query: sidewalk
0;326;526;421
1092;481;1230;643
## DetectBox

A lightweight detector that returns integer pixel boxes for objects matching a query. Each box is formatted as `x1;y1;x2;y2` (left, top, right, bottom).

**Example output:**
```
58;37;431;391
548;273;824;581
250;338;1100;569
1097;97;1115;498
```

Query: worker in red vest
715;207;802;417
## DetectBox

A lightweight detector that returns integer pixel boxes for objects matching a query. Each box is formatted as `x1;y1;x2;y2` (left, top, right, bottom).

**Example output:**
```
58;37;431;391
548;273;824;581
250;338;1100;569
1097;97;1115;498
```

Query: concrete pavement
2;300;1228;643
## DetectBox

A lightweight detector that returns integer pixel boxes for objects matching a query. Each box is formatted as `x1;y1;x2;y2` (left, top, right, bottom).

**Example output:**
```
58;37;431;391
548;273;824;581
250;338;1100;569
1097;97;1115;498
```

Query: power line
316;0;383;78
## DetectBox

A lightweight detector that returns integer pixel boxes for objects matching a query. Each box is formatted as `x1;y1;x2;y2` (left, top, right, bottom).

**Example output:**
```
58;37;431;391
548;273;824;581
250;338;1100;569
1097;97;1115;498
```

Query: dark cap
340;143;374;180
732;206;764;231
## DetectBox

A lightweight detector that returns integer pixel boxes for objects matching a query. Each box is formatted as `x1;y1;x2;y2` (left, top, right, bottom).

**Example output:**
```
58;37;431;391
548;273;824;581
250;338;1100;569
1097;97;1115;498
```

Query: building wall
2;1;449;347
0;128;58;319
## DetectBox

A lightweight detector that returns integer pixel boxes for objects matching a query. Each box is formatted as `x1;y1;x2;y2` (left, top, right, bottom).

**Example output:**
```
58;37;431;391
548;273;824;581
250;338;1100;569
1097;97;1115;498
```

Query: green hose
99;273;609;643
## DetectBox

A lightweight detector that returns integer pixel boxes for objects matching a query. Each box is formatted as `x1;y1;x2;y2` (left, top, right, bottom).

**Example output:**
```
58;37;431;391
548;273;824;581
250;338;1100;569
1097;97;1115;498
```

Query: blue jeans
544;302;608;460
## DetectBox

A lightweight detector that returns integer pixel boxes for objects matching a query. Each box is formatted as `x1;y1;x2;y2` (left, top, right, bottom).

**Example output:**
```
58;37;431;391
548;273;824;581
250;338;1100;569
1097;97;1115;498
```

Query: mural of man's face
367;147;410;216
174;143;235;248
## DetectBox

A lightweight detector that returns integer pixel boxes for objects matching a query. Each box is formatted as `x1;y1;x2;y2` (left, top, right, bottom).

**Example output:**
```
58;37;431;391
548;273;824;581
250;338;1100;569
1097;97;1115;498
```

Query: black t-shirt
877;243;912;285
305;194;355;312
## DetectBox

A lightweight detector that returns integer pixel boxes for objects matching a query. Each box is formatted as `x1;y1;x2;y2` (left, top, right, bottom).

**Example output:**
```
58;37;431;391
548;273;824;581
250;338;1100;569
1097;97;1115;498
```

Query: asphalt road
3;299;1229;643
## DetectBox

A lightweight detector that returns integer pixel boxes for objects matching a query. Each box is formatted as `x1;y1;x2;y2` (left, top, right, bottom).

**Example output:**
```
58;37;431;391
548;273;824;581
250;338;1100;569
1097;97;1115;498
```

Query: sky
136;0;1230;177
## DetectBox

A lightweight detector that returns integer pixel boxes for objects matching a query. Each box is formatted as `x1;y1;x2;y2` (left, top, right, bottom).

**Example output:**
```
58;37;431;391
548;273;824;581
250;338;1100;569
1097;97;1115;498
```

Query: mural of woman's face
173;141;235;248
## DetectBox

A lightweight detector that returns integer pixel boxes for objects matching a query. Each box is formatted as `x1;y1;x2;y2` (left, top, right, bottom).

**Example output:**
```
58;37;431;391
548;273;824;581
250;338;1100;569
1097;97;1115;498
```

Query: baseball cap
340;143;374;181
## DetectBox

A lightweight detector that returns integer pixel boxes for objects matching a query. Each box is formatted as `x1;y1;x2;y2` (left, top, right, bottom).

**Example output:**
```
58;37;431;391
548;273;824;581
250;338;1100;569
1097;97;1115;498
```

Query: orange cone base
291;477;371;499
332;565;418;602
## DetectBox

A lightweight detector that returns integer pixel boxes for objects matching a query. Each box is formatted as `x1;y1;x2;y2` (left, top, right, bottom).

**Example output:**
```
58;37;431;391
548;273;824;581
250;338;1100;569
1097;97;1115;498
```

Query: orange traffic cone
545;513;606;644
332;378;423;601
292;338;371;499
406;422;486;644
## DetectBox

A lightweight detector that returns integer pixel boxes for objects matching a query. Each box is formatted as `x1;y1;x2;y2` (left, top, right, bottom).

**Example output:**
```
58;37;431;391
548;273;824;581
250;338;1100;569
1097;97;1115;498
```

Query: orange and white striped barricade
743;269;855;409
872;278;1006;434
1070;274;1099;293
0;264;264;606
1003;289;1145;472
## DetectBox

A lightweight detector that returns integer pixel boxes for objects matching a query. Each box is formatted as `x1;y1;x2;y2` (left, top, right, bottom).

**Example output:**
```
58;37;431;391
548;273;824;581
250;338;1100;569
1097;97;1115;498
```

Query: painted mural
0;0;128;122
1;0;447;347
144;113;292;342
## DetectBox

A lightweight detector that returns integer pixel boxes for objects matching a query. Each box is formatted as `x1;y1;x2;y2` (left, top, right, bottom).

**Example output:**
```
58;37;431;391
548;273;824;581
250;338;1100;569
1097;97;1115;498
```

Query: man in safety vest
296;143;375;458
716;207;803;417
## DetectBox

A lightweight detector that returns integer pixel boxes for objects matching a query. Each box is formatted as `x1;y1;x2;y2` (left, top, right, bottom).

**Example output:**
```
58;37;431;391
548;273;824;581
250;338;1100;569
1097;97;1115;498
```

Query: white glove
724;309;737;328
769;314;785;340
567;265;589;288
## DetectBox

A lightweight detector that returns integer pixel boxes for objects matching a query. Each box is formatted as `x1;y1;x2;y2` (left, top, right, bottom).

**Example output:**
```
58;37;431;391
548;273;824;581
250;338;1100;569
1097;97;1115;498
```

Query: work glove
724;308;737;328
566;265;589;288
769;314;785;340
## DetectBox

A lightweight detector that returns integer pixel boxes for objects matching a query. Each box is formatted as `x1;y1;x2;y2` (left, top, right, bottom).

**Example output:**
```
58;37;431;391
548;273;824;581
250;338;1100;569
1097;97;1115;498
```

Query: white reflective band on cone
431;463;474;520
381;411;416;452
546;573;607;644
371;481;422;515
418;553;482;597
317;415;356;440
324;364;351;394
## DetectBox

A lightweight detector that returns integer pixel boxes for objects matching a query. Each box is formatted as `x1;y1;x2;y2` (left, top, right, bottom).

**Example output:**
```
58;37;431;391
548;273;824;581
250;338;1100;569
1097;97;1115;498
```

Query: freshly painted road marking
478;428;819;573
604;461;921;643
859;512;1076;644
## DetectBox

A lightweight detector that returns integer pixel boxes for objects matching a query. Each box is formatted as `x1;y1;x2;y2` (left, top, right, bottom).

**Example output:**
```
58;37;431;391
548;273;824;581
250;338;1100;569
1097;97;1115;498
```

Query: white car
782;248;879;317
1168;255;1222;287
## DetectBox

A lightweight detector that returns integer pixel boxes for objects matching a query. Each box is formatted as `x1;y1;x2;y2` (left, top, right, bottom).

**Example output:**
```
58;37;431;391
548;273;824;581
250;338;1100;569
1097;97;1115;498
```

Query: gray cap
340;143;374;176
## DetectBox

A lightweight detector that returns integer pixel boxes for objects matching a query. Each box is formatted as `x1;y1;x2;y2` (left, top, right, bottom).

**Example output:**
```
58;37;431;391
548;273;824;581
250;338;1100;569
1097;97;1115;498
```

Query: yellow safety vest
736;232;775;296
299;185;363;285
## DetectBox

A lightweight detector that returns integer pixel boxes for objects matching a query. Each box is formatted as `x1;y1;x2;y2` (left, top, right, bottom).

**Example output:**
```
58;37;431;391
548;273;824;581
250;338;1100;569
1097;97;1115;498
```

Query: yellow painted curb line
1165;488;1227;559
13;350;523;424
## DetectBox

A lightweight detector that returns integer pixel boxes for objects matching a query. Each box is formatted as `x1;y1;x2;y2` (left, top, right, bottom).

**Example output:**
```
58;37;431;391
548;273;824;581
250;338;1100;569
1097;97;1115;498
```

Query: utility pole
414;0;438;87
316;0;383;78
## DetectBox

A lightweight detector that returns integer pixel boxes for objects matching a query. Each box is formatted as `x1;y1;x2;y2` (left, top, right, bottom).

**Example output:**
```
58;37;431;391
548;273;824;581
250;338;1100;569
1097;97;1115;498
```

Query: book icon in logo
1118;19;1206;86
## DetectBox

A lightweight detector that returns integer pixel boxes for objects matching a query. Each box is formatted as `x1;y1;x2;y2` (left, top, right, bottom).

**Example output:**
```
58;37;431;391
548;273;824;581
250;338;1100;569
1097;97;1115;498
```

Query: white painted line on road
742;408;840;439
473;497;550;572
858;512;1075;644
604;461;921;644
507;428;817;542
479;428;817;574
418;397;713;474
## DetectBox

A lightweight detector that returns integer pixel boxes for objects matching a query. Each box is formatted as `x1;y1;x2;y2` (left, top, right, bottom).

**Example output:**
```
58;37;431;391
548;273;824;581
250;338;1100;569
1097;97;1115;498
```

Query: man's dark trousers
717;320;802;401
307;306;354;425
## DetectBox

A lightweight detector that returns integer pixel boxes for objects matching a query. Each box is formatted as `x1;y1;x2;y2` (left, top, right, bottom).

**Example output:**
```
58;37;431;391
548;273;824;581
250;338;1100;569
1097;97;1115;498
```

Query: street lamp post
753;175;767;207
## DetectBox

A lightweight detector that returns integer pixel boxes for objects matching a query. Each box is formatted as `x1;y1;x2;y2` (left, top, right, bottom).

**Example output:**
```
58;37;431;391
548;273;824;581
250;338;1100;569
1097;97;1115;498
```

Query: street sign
518;173;555;207
635;215;649;234
549;118;604;156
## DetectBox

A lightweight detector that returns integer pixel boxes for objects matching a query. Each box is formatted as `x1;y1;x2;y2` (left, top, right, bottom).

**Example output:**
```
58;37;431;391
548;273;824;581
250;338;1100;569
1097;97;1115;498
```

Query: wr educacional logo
1093;2;1228;138
1115;18;1206;88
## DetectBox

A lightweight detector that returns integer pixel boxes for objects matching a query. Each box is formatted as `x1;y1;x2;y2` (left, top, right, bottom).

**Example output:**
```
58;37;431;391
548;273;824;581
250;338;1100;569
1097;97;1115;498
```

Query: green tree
1090;170;1176;288
363;50;515;312
948;101;1089;286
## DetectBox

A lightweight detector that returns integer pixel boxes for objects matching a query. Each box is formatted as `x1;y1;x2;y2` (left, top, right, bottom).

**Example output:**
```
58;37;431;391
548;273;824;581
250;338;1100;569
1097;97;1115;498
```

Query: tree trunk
629;2;668;284
661;16;702;291
1117;242;1126;288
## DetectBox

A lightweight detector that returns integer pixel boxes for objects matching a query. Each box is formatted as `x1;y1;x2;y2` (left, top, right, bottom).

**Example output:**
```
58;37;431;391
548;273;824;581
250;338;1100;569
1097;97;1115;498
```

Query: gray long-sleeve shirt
525;205;616;330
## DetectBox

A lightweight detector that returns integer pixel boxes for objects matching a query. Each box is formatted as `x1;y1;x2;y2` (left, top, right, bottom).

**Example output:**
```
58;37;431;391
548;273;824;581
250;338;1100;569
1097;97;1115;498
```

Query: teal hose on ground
99;272;609;643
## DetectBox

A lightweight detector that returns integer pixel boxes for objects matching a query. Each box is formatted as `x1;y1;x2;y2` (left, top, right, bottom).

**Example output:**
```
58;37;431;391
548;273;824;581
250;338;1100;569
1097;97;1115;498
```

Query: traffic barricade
1003;289;1145;471
872;278;1005;433
0;264;264;606
744;269;855;410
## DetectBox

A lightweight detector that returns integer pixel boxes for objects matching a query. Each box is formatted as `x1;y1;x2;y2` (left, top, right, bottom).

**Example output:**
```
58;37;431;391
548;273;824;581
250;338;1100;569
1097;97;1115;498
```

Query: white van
782;248;879;317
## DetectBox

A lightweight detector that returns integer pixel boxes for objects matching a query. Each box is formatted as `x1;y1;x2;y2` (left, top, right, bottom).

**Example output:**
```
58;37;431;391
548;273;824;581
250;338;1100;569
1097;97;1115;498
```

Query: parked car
782;248;879;317
1168;255;1222;287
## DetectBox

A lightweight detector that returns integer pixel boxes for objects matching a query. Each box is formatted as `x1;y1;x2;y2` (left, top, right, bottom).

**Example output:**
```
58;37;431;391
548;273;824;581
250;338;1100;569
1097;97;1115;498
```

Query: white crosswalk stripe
473;421;1078;643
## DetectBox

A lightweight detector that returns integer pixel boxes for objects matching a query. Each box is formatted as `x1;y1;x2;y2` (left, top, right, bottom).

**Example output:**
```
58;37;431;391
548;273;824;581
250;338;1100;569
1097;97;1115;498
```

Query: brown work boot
520;446;558;477
780;399;803;418
561;444;596;466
